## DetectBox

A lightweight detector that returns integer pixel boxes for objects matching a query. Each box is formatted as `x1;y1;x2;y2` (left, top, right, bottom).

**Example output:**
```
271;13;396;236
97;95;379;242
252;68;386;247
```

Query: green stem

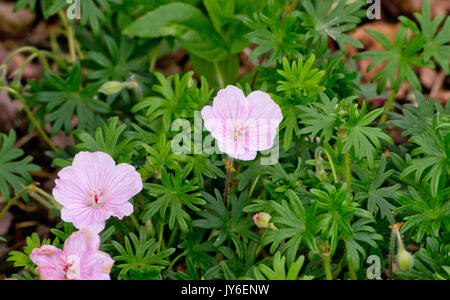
380;89;397;124
129;214;140;232
322;254;333;280
157;223;165;252
29;192;53;210
58;11;76;63
213;61;225;89
344;151;351;189
248;174;261;199
388;229;395;279
224;157;234;208
30;185;61;210
0;87;59;154
347;259;358;280
2;46;51;71
320;147;338;184
167;226;179;248
0;186;30;220
168;252;185;271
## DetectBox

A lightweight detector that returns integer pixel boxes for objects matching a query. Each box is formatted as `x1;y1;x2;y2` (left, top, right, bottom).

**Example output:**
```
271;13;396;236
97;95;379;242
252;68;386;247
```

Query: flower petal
102;163;142;205
30;245;65;268
63;229;100;258
71;152;116;191
212;85;247;122
35;265;66;280
80;250;114;280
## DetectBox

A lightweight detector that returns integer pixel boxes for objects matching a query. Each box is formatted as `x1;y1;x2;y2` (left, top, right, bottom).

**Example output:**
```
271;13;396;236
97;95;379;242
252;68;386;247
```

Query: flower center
88;189;104;208
64;255;81;280
231;121;245;141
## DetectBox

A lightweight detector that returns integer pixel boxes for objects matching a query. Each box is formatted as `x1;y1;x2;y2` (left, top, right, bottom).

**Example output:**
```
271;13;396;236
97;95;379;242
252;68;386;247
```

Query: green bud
253;212;277;229
99;81;123;95
397;249;413;272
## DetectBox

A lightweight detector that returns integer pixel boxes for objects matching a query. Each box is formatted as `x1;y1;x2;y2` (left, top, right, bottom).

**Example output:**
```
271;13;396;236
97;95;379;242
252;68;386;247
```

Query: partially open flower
253;212;277;229
53;151;143;233
201;86;282;161
30;229;114;280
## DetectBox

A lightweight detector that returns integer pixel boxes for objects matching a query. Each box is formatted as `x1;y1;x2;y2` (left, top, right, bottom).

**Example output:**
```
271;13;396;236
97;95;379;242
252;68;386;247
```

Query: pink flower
201;85;282;160
53;151;143;233
30;229;114;280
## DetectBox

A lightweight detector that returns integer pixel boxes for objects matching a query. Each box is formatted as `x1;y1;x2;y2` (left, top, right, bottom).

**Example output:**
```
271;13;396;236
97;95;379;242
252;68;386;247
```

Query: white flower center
65;255;81;280
88;189;104;208
230;120;245;141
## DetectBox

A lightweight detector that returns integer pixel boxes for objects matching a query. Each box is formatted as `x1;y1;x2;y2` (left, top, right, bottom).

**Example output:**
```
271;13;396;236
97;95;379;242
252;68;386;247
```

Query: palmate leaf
75;117;139;163
262;190;322;265
301;0;364;52
388;92;449;137
111;226;175;278
395;186;450;242
354;155;400;223
192;190;259;259
32;62;110;135
7;233;52;270
123;2;228;62
143;169;205;232
401;117;449;196
344;219;382;272
132;72;211;132
342;101;393;167
298;93;340;141
354;25;430;94
399;0;450;73
241;1;304;65
252;252;310;280
0;131;40;201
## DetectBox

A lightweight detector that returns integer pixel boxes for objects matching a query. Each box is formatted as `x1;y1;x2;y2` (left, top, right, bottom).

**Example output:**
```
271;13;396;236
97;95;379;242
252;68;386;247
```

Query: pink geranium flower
30;229;114;280
201;85;282;160
53;151;143;233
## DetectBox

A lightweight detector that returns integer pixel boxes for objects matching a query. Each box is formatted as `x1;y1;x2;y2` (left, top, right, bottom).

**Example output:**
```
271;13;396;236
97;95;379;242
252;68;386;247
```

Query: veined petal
80;250;114;280
64;229;100;258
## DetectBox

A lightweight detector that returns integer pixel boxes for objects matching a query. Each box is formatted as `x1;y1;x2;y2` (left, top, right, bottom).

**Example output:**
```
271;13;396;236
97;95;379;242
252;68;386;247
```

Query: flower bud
253;212;277;229
397;248;413;272
99;81;123;95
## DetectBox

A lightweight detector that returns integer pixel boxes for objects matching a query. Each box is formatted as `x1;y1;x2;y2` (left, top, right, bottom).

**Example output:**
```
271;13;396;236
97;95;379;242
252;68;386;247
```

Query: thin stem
29;185;61;210
224;157;234;208
347;259;358;280
320;147;338;184
248;174;261;199
58;11;76;63
380;89;397;123
2;46;51;71
344;151;351;189
0;186;30;220
168;252;185;271
0;87;59;154
157;223;165;253
29;192;53;210
168;226;179;248
322;254;333;280
213;61;225;89
388;228;396;280
129;214;140;232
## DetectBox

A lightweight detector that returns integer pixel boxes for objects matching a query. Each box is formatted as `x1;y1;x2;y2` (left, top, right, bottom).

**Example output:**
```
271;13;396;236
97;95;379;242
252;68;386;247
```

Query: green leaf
0;131;41;201
123;3;228;62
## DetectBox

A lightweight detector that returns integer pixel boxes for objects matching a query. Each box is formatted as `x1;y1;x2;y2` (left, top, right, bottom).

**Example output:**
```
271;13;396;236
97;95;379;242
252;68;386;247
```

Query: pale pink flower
201;85;282;160
30;229;114;280
53;151;143;233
